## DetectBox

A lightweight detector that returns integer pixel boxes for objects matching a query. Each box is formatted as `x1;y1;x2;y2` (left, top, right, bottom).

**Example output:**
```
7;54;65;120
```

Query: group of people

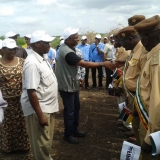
111;15;160;160
0;28;114;160
0;13;160;160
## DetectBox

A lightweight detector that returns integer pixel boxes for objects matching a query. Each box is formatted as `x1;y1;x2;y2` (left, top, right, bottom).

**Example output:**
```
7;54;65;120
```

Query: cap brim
7;44;18;49
42;35;55;42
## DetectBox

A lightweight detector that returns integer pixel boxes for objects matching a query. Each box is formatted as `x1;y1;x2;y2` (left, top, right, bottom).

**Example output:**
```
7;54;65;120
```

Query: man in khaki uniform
134;15;160;160
111;32;133;131
118;26;147;146
112;32;130;103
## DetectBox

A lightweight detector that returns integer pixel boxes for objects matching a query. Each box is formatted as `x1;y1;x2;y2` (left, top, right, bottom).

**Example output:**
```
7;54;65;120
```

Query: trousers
59;91;80;137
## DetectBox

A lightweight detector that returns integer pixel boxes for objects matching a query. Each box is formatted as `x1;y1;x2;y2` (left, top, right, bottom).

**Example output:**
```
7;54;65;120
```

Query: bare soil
0;74;128;160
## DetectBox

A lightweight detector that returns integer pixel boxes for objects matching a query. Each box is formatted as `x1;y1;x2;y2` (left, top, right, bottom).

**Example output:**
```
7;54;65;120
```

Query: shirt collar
147;43;160;60
133;41;142;54
31;49;44;63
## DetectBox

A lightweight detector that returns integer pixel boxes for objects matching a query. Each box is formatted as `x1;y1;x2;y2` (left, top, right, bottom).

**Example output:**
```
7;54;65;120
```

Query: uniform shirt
124;41;147;92
103;43;115;60
76;43;90;61
89;42;104;62
21;49;59;116
137;43;160;144
112;47;130;88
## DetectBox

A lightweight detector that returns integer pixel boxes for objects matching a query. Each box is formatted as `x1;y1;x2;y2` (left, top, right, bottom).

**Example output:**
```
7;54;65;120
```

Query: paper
120;141;141;160
150;131;160;156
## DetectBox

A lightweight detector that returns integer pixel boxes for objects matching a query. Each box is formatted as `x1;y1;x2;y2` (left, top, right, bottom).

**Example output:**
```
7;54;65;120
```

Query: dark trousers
85;67;89;87
91;66;103;87
105;67;113;88
59;91;80;138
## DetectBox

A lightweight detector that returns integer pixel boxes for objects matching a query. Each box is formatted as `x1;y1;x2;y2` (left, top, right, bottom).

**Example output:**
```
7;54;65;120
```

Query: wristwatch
99;62;104;66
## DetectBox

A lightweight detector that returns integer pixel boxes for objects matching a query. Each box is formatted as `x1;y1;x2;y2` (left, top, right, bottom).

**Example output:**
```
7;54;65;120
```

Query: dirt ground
0;73;129;160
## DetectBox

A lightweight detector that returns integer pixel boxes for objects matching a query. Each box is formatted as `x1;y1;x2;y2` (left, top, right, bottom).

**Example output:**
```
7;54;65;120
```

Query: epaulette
151;50;160;66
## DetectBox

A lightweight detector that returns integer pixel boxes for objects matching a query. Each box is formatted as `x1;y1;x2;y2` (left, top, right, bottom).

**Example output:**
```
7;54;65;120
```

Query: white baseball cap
24;34;31;39
81;36;87;40
60;36;64;40
2;38;18;49
0;40;2;49
63;27;79;40
95;34;101;39
5;31;20;38
104;37;108;40
30;30;55;43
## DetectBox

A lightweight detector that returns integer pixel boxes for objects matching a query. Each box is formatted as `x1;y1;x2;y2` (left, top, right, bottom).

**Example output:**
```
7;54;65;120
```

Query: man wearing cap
56;27;115;144
103;37;108;44
134;15;160;160
119;25;147;146
5;31;28;59
103;34;115;88
21;30;59;160
22;34;31;49
77;35;90;89
89;34;104;88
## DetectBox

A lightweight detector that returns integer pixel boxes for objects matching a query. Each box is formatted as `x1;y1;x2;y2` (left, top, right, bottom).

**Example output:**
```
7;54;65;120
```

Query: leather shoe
73;130;86;137
127;137;136;143
64;136;79;144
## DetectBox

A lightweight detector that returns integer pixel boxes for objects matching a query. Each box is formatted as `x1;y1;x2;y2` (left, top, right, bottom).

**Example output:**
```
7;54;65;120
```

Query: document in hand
120;141;141;160
150;131;160;156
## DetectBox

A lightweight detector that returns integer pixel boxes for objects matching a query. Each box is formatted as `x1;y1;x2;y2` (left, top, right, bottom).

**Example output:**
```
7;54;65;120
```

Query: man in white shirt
21;30;59;160
103;37;115;88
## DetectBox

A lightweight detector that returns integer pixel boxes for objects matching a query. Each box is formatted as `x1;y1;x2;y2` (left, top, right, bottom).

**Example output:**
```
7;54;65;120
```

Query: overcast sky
0;0;160;37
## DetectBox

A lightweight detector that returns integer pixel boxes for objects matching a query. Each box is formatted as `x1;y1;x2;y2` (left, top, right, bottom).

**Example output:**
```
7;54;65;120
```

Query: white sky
0;0;159;37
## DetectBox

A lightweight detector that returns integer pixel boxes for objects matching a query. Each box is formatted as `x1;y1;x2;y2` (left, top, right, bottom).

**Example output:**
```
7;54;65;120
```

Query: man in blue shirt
77;36;90;89
89;34;104;87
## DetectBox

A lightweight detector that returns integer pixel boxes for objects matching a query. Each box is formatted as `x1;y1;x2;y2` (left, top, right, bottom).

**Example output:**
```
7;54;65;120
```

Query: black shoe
73;130;86;137
64;136;79;144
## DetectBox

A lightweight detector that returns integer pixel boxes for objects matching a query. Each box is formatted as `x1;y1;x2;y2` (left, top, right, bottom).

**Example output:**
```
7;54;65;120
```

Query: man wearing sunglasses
134;15;160;160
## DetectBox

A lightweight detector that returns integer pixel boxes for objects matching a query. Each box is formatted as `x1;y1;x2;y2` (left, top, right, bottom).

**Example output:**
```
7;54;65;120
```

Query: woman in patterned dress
0;38;30;152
